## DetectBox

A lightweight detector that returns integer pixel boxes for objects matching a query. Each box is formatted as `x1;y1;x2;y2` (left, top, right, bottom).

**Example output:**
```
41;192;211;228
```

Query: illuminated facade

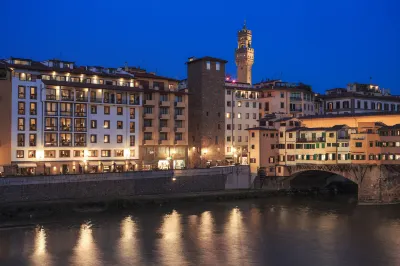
0;57;188;175
235;21;254;84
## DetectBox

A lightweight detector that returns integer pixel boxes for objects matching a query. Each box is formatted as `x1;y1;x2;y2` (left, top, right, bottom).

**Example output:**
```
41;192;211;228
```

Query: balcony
60;140;72;147
174;140;186;145
159;114;170;120
144;100;156;106
45;111;58;116
175;127;186;133
46;95;58;101
103;98;115;104
296;137;326;143
75;96;88;102
60;111;73;116
116;99;127;104
290;97;302;102
60;125;72;131
90;98;102;103
61;95;74;101
44;141;58;147
160;101;170;107
44;125;57;131
290;108;302;112
174;102;185;108
74;126;87;132
129;100;140;105
175;115;185;120
144;127;154;132
143;113;155;119
160;127;170;132
74;142;87;147
74;112;87;117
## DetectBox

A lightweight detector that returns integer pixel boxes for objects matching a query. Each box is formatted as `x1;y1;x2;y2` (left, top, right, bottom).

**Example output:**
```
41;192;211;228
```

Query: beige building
0;57;188;175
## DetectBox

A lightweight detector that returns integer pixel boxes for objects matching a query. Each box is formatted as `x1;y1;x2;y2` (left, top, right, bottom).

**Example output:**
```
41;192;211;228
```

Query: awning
101;161;113;166
114;161;126;166
44;163;51;167
17;163;37;168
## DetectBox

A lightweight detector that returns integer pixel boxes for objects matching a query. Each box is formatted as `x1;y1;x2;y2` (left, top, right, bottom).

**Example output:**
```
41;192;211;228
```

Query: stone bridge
283;164;400;205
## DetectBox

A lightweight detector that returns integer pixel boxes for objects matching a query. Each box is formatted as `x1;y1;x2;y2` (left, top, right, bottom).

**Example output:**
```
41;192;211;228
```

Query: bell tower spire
235;21;254;84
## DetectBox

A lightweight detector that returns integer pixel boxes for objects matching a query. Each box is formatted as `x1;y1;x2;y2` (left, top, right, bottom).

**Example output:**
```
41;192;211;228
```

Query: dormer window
13;59;31;66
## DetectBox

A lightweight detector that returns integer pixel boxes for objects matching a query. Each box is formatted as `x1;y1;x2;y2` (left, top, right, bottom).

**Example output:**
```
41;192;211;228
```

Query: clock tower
235;21;254;84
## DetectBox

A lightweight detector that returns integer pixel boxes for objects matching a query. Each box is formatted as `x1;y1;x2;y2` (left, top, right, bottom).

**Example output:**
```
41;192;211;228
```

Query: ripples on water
1;197;400;266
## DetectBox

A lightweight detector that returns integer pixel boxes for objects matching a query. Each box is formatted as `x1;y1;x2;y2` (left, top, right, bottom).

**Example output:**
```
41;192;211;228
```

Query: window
18;102;25;115
250;158;256;163
238;113;241;119
44;133;58;147
59;150;70;158
215;136;218;144
238;136;242;142
91;120;97;129
117;107;123;115
130;135;135;146
117;135;123;143
104;120;110;129
91;105;97;114
251;145;255;149
144;132;153;140
88;150;98;157
251;132;255;138
130;122;135;133
227;101;231;107
117;121;123;129
253;113;256;119
60;103;72;116
30;87;37;100
253;102;257;108
226;112;231;118
269;157;275;163
227;124;231;130
238;101;242;107
245;102;249;107
101;150;111;157
19;73;32;81
29;118;37;131
355;142;362;147
144;119;152;127
28;150;36;158
16;150;24;158
206;61;211;70
216;62;220;71
104;135;110;143
74;118;86;132
30;102;37;115
74;103;86;117
44;150;56;158
280;102;284;108
144;107;153;114
280;93;284;98
115;150;124;157
18;118;25;131
17;133;25;146
218;124;221;130
130;108;135;119
104;106;110;115
18;86;25;99
227;136;231;142
238;124;242;130
90;134;97;143
227;90;232;95
246;113;249;119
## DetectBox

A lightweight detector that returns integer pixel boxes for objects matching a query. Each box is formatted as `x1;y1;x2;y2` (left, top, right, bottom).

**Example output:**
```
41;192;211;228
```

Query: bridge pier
284;164;400;205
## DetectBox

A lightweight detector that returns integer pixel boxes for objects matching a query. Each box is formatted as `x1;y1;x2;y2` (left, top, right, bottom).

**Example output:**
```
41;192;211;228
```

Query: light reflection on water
0;198;400;266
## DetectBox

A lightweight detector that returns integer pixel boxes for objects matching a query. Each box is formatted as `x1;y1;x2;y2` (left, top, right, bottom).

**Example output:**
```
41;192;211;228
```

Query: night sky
3;0;399;93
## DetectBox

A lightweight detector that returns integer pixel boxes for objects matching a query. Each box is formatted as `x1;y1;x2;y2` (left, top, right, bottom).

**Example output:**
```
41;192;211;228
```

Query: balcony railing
116;99;127;104
296;137;326;143
90;98;102;103
290;97;302;102
103;98;115;104
74;112;87;117
61;95;74;101
338;136;350;140
129;100;140;105
74;126;87;132
44;126;57;131
290;108;303;112
45;111;58;116
60;140;72;147
44;142;58;147
74;142;87;147
46;95;58;100
60;125;72;131
60;111;73;116
75;96;88;102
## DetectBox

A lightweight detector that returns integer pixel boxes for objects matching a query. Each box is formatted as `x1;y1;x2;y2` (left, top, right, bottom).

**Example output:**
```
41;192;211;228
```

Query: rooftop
186;56;228;65
301;111;400;120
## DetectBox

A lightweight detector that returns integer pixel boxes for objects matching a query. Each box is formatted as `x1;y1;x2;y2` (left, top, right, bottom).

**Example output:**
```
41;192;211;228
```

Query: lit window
238;113;241;119
238;101;242;107
216;62;220;71
226;112;231;118
206;61;211;70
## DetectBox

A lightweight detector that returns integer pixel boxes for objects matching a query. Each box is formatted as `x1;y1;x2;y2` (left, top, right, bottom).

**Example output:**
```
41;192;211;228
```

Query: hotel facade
0;58;188;175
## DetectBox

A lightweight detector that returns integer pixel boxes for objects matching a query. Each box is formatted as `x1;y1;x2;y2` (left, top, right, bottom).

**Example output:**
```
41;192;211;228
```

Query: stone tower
235;20;254;84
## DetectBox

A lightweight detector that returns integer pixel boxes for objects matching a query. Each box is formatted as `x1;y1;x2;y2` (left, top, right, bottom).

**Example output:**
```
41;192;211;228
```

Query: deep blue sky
3;0;399;93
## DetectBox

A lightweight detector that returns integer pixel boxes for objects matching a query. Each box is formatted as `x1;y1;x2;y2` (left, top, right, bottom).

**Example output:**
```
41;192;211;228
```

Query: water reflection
224;207;249;265
118;215;141;265
157;210;188;266
30;226;52;266
71;221;102;266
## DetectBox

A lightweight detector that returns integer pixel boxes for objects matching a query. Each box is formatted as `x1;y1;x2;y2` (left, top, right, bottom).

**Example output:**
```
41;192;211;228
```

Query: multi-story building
0;57;188;175
321;83;400;115
255;80;316;118
224;81;259;164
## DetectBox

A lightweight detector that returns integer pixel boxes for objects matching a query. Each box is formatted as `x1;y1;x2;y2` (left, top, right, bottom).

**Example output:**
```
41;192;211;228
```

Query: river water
1;197;400;266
